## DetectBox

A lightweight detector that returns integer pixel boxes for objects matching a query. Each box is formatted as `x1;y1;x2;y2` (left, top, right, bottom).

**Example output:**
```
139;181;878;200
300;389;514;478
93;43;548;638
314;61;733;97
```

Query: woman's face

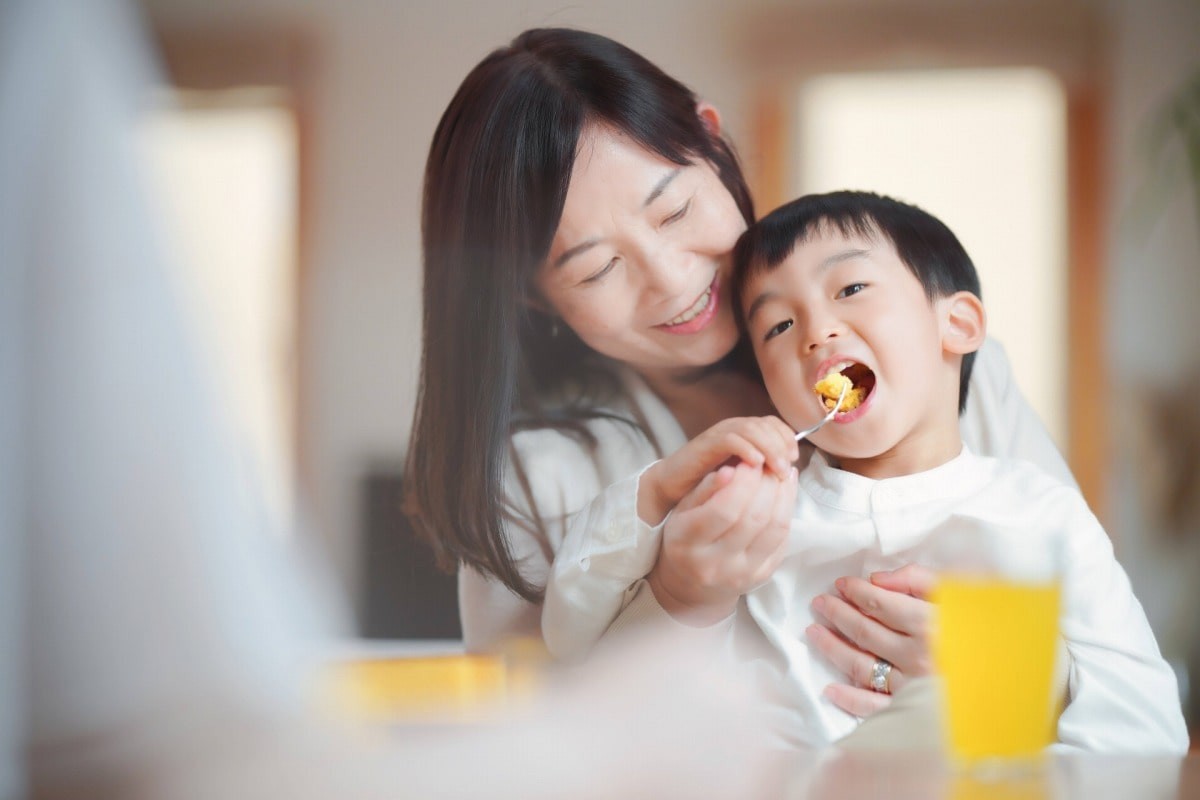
535;125;747;380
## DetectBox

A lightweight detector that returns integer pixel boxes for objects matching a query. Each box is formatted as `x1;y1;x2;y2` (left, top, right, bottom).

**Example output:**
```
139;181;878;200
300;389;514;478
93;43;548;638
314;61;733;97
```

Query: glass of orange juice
929;522;1064;771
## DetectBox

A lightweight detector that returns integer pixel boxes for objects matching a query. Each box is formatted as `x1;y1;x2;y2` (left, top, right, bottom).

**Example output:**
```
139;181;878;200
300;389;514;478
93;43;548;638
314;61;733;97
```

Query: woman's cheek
562;303;629;342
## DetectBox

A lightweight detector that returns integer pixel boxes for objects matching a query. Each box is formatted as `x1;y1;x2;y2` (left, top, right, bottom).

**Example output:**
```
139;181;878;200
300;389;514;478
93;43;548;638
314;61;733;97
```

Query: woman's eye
661;199;692;227
582;258;618;285
763;319;793;342
837;283;867;299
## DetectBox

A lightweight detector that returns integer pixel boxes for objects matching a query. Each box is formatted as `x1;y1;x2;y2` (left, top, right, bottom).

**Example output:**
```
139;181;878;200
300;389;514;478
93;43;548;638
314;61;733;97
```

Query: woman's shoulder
509;396;660;478
507;368;676;517
963;337;1076;487
512;367;679;458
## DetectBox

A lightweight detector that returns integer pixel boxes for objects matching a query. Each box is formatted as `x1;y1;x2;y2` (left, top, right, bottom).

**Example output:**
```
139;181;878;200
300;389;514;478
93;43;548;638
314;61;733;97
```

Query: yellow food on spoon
813;371;865;412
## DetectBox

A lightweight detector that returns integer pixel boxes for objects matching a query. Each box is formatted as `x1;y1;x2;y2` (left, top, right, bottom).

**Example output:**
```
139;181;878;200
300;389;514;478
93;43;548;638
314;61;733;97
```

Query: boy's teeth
667;288;711;325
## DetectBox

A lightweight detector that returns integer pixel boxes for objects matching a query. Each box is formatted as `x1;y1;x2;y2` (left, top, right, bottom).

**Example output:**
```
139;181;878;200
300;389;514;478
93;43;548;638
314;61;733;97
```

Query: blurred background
132;0;1199;731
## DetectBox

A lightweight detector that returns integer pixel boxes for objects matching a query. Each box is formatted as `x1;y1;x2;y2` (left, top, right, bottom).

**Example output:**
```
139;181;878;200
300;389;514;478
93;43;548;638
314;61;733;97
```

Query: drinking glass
929;521;1065;770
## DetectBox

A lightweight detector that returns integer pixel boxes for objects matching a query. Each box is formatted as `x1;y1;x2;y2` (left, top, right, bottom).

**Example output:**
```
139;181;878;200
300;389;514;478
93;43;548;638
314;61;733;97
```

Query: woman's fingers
711;467;783;553
741;468;796;576
832;576;932;643
674;464;735;514
806;623;908;697
812;592;905;658
811;591;931;683
671;463;762;546
805;564;940;718
822;683;893;718
708;417;799;477
869;564;937;599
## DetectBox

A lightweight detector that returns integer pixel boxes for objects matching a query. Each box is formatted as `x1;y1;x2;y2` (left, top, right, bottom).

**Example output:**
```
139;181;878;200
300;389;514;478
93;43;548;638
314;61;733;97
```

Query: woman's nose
636;243;690;297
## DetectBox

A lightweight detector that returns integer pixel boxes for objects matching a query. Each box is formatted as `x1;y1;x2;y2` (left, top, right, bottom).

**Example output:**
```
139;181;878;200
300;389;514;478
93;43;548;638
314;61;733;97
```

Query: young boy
729;191;1187;751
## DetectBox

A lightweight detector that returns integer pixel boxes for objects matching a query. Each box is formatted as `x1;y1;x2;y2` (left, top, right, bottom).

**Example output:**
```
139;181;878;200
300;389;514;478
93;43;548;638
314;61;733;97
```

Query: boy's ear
941;291;987;355
696;100;723;137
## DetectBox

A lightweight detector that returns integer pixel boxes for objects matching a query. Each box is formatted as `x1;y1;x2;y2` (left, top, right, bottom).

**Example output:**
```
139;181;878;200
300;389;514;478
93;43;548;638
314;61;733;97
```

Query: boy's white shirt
745;446;1187;753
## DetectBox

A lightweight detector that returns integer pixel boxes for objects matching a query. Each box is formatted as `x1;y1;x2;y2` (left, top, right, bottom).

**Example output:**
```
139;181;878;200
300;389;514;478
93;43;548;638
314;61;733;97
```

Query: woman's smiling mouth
657;275;720;335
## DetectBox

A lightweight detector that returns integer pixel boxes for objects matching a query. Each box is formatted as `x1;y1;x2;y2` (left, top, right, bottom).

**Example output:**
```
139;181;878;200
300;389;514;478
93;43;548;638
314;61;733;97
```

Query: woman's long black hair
405;28;754;601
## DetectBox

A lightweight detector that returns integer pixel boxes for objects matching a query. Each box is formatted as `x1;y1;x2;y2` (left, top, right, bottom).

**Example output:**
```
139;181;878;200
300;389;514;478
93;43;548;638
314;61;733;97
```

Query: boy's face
742;227;970;472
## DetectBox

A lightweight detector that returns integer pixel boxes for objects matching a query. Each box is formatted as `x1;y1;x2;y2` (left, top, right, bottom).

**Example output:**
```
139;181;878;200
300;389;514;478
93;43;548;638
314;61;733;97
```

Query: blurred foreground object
793;749;1187;800
323;637;550;724
0;2;784;797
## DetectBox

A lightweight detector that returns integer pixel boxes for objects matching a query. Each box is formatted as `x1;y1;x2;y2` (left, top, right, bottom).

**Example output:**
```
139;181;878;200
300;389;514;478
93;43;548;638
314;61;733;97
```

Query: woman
404;28;1074;720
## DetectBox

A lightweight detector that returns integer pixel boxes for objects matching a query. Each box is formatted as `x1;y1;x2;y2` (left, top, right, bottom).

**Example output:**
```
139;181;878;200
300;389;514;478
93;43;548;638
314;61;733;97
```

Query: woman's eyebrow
552;238;600;269
553;168;685;269
643;168;682;208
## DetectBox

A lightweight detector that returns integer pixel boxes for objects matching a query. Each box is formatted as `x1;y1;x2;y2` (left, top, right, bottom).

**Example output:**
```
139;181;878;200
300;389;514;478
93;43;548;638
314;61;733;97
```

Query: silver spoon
794;382;848;442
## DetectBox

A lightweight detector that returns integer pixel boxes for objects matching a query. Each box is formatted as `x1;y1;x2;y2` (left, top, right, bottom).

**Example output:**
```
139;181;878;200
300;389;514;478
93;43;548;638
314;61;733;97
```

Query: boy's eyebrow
744;290;777;325
743;247;872;323
822;247;872;269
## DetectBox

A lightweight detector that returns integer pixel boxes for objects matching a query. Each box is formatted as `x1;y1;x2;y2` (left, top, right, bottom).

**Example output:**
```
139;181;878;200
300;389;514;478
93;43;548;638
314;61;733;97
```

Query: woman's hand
638;416;799;527
806;564;936;717
647;461;797;627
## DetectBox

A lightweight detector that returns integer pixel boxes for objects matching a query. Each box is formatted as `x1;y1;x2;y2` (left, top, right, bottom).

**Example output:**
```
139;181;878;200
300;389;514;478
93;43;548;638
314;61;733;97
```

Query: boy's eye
837;283;867;299
763;319;793;342
582;258;618;285
661;199;692;227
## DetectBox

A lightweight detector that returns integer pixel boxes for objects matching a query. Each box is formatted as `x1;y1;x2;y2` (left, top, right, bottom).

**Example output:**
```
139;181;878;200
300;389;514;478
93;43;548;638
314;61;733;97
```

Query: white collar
799;445;992;514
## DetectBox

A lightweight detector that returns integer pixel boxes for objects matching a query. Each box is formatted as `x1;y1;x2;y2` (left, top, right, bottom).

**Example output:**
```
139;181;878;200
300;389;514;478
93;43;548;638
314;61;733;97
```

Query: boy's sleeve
1054;489;1189;753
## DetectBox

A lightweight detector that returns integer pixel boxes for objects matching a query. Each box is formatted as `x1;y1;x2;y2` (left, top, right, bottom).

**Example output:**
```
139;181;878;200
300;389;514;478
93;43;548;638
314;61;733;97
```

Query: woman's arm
962;337;1075;486
544;419;798;660
459;566;543;653
1054;491;1189;753
458;418;665;655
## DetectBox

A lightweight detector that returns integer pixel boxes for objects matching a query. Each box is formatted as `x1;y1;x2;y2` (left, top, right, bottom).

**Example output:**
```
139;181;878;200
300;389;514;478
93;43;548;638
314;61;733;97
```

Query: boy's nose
804;318;840;352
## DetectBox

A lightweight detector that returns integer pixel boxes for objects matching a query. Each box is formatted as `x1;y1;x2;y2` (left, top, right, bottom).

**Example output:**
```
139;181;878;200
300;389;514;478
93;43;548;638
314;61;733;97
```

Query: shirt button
605;525;622;543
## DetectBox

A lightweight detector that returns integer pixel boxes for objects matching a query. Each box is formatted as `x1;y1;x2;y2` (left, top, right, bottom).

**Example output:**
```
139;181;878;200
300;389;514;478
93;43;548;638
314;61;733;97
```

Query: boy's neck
826;424;964;481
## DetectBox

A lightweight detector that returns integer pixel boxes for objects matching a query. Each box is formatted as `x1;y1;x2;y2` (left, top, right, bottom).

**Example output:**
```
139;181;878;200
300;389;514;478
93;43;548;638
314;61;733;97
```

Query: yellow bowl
325;653;509;723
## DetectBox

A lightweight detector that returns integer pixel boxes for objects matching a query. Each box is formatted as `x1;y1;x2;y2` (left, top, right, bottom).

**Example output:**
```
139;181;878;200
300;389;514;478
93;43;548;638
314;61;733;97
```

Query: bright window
141;90;298;535
797;68;1068;447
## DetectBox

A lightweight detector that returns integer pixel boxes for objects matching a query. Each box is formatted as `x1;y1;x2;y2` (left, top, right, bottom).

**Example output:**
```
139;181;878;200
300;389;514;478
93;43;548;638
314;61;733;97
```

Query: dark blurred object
1146;369;1200;537
1130;369;1200;539
1139;67;1200;235
359;471;460;639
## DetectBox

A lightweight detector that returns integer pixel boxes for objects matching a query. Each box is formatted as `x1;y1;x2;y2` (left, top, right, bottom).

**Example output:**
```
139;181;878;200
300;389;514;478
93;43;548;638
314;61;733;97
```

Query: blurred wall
1105;0;1200;682
138;0;756;601
138;0;1199;650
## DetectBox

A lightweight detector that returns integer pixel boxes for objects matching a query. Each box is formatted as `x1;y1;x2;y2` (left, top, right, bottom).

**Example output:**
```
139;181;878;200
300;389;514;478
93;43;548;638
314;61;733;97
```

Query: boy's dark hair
732;190;982;414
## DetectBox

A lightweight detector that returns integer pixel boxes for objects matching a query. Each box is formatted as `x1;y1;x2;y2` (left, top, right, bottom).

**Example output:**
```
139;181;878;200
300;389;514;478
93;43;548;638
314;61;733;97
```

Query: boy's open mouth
813;362;877;413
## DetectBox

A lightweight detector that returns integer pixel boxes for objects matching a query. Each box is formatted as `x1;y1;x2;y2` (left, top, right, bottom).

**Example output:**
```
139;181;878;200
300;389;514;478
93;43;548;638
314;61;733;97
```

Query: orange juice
932;575;1061;763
